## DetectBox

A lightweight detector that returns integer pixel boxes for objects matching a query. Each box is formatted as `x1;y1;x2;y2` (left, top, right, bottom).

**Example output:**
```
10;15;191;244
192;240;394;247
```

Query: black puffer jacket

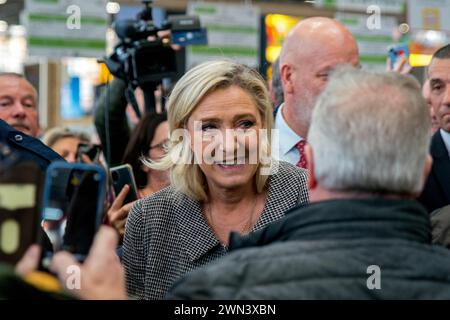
168;199;450;299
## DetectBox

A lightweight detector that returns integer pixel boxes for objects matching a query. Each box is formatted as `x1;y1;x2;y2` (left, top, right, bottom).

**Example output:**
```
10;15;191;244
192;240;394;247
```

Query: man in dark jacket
418;44;450;213
166;67;450;299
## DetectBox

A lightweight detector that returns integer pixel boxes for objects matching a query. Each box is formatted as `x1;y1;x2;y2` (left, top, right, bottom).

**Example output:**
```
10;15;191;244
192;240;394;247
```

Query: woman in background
107;113;170;237
42;127;90;163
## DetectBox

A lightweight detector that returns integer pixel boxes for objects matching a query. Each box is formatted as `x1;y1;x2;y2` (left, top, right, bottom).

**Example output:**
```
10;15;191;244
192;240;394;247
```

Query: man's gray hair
308;67;431;195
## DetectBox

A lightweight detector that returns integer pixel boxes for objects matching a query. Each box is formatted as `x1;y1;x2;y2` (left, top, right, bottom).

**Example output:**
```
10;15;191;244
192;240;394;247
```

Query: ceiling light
106;2;120;15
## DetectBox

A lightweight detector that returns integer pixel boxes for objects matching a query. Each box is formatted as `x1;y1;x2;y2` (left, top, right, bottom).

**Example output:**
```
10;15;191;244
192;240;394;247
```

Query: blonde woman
123;60;309;300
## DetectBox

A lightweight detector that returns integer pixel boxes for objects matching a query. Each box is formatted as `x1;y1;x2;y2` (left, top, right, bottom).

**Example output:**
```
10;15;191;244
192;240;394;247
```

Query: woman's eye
201;123;216;131
238;120;255;129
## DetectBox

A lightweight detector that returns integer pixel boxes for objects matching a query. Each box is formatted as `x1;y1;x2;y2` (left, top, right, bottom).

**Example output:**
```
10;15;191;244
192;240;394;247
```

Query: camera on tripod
103;0;207;115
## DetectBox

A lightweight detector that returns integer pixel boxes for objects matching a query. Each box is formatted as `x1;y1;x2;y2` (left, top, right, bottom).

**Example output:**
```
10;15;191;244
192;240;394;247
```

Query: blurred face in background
51;136;84;163
0;75;40;137
422;79;440;133
149;120;169;161
429;58;450;132
144;120;170;187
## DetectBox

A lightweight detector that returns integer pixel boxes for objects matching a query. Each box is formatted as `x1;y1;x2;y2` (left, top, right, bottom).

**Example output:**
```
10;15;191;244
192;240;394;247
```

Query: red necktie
295;140;307;169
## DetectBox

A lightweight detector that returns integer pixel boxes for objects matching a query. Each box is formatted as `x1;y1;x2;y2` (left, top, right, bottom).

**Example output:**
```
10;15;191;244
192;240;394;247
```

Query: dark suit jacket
0;119;63;171
418;130;450;213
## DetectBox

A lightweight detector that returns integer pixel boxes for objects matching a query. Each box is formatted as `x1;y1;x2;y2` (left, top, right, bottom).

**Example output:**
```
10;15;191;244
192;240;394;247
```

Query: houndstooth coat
123;161;309;300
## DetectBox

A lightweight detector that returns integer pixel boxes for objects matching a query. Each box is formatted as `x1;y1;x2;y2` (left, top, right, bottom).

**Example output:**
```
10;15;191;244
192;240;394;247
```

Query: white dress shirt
440;129;450;159
271;103;306;165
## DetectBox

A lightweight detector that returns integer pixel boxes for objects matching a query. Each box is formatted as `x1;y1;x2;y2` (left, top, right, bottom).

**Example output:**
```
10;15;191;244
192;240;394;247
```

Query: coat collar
174;193;222;262
229;198;431;250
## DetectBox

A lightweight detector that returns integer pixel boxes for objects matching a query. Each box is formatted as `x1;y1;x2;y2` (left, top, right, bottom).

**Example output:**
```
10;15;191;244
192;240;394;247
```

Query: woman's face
149;120;169;160
52;137;82;163
187;85;264;192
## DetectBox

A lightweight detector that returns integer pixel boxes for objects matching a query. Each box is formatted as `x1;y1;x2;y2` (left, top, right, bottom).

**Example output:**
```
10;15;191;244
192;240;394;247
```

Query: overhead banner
187;1;260;69
315;0;406;14
336;12;397;71
22;0;107;58
408;0;450;32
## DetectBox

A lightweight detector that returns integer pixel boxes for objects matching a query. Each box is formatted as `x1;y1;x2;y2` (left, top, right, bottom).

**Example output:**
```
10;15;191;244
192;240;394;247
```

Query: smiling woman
123;60;309;300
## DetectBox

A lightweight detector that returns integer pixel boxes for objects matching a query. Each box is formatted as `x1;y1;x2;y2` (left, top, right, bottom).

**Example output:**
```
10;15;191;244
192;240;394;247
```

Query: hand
80;153;93;164
50;226;127;300
15;245;41;276
107;185;135;237
386;56;412;75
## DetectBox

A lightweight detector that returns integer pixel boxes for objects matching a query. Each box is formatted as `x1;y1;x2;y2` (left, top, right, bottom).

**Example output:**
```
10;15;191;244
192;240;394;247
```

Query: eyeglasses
149;139;169;151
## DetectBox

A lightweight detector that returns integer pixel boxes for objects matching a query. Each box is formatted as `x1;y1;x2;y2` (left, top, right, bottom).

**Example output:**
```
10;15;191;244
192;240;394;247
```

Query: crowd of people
2;16;450;300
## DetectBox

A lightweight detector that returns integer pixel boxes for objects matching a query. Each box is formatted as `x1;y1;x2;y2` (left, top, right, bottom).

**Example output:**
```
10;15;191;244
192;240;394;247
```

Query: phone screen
0;163;43;265
41;163;105;267
389;44;409;69
110;164;138;205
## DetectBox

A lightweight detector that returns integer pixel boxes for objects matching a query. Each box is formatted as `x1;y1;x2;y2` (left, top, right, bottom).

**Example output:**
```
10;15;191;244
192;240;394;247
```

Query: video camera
103;0;207;115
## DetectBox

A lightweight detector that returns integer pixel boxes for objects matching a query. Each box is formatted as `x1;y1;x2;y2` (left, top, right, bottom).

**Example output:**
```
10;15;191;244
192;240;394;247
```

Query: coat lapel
173;194;222;262
431;131;450;203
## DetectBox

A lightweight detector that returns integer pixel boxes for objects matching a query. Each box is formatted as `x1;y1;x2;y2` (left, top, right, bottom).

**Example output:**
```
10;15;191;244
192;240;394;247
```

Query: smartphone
76;143;102;163
0;163;43;265
388;44;410;69
40;161;106;267
110;164;138;204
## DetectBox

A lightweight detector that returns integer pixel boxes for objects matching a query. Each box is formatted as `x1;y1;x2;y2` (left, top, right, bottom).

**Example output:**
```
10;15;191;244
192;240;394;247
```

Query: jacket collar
229;198;431;250
0;119;63;164
173;193;222;262
430;130;450;202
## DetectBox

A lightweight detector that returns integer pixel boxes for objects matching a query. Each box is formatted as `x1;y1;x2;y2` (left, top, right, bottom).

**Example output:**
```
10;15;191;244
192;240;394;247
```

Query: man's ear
304;144;317;190
422;154;433;187
280;63;294;94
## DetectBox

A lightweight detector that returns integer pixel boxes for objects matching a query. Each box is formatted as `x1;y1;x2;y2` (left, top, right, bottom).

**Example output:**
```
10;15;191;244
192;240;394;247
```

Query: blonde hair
42;126;90;148
143;60;274;201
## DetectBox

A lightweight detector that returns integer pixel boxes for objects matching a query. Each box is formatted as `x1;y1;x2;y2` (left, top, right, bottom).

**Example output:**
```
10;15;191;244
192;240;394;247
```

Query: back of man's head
308;67;430;196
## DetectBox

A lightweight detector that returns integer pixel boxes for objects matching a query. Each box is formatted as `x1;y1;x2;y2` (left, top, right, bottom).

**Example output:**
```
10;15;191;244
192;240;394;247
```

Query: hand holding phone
110;164;138;204
76;143;102;163
41;162;106;268
107;185;135;237
388;44;411;73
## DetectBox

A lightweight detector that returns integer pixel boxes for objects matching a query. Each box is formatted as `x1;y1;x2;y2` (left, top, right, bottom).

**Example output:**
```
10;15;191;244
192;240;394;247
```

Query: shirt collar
273;103;303;156
440;129;450;158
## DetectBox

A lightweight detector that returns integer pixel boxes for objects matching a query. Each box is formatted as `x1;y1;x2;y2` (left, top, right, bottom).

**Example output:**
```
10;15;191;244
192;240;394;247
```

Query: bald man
273;17;359;167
